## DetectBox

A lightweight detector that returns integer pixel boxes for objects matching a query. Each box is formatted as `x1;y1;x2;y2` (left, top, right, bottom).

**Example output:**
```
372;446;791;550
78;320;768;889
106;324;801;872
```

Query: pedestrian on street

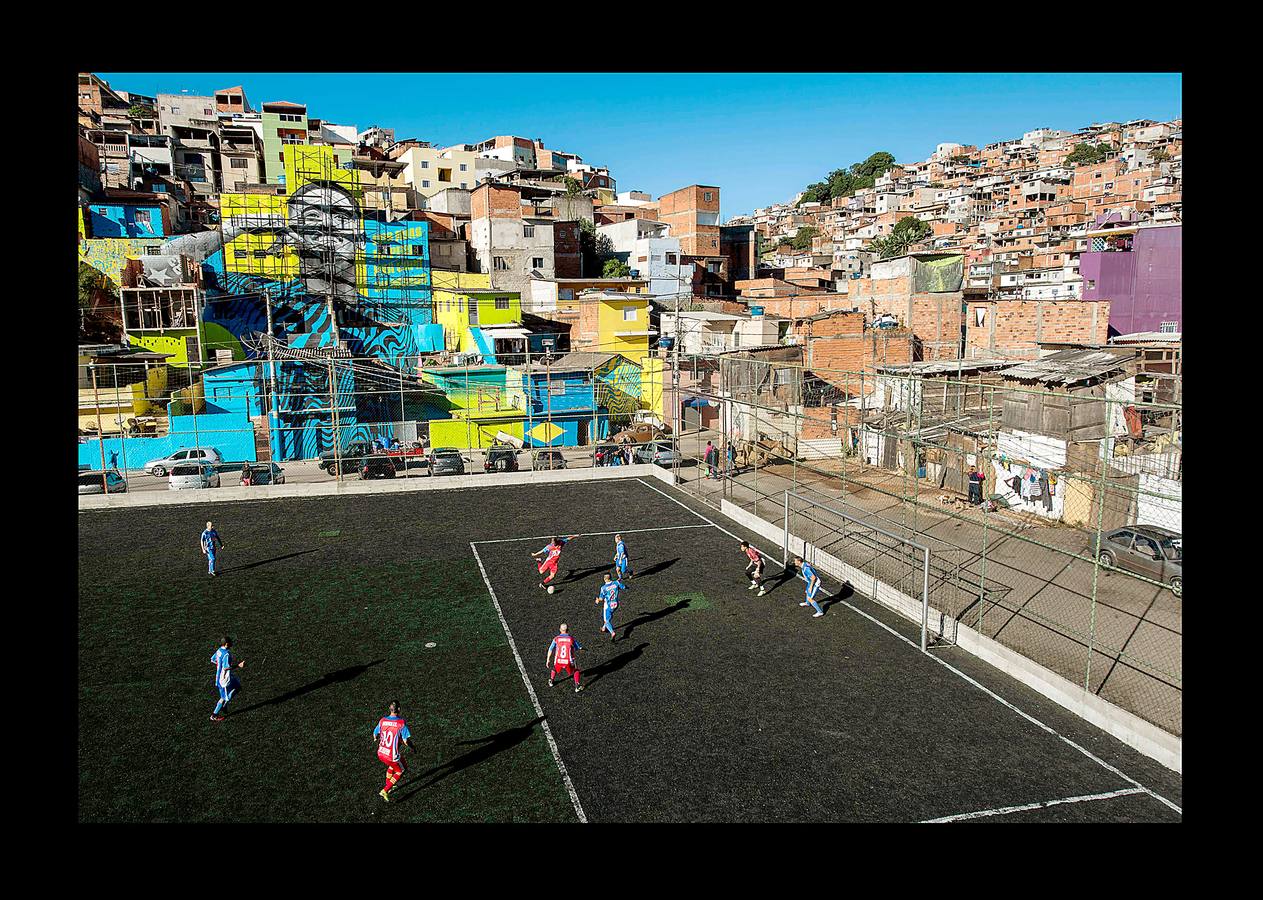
968;465;985;505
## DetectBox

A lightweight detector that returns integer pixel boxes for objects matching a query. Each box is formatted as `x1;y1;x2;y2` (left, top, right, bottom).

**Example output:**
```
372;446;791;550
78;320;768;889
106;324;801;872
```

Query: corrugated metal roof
1000;348;1134;384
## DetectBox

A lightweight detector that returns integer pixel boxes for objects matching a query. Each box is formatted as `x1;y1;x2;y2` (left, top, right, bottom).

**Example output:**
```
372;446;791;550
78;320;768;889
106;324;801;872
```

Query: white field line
469;541;588;824
472;523;715;545
922;787;1146;823
633;479;1183;819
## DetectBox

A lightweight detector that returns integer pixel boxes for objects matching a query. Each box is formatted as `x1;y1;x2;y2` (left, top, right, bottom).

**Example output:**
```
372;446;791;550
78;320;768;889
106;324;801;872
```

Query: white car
78;469;128;494
168;461;221;490
144;448;222;477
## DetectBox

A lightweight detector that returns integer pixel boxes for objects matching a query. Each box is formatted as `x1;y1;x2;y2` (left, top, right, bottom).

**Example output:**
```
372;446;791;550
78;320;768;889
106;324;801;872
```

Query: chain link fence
660;352;1182;737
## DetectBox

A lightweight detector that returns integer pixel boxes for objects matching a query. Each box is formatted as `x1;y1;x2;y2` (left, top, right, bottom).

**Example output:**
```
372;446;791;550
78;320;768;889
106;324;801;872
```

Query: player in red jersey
532;535;579;590
741;540;767;596
546;623;585;693
372;700;414;802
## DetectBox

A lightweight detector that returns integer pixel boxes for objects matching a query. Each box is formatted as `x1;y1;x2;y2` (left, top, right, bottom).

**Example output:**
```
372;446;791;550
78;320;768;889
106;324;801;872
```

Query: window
439;168;452;182
1160;321;1178;333
523;225;535;238
412;245;425;256
623;307;637;321
703;191;713;202
461;182;468;189
422;180;430;188
459;163;467;172
134;210;152;225
421;161;428;168
666;253;678;265
494;257;509;271
495;297;510;310
532;257;545;269
171;106;181;115
229;157;249;169
145;246;161;256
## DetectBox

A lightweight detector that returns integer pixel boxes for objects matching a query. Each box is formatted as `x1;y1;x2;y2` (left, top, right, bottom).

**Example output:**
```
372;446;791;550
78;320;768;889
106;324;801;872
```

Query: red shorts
539;560;559;577
552;662;577;677
378;754;404;773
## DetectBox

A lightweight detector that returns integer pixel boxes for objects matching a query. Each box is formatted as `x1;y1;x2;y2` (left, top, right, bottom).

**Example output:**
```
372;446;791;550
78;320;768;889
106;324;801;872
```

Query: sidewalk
666;428;1181;737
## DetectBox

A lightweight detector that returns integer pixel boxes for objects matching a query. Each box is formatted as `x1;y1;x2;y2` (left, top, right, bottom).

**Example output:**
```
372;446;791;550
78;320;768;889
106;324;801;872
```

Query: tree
870;216;933;259
1151;147;1171;165
602;258;631;278
563;176;583;195
851;151;896;179
579;218;616;277
78;261;120;342
789;226;820;252
1064;142;1113;166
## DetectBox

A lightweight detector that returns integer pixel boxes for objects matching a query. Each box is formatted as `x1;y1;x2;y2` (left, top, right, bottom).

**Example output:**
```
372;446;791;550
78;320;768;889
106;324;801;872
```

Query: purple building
1080;224;1181;336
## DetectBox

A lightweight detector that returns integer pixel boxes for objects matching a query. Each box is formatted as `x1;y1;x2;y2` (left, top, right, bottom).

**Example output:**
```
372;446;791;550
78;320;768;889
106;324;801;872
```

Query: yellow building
576;290;656;367
434;287;524;355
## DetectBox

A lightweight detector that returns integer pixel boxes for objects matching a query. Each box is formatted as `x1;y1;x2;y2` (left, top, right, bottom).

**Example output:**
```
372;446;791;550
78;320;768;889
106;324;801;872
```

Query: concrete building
597;219;690;297
473;135;537;169
214;86;252;117
1080;224;1182;336
157;93;221;196
260;100;308;185
659;310;782;355
218;125;263;193
468;183;555;293
658;184;722;256
393;144;477;204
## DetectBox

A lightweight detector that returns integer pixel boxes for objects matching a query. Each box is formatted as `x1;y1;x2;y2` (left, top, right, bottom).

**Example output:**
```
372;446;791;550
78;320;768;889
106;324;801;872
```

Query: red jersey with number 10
375;716;411;764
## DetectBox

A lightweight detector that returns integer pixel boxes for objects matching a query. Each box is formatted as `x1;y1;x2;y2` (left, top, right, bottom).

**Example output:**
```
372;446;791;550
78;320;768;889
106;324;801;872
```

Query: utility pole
264;291;280;461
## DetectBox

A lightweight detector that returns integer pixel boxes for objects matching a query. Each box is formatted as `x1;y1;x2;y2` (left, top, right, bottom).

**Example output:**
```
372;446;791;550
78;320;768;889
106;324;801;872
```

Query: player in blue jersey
200;521;224;577
613;533;632;580
794;555;825;618
209;636;245;721
595;572;627;642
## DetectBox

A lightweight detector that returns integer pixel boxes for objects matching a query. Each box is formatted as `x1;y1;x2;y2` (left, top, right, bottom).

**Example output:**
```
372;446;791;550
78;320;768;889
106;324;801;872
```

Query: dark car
360;455;398;480
320;440;374;476
484;444;520;473
1098;525;1182;596
429;448;466;476
532;449;567;471
240;462;285;486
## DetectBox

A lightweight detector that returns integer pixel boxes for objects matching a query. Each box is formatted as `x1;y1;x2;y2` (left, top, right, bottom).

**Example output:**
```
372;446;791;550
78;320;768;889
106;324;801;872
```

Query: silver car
78;469;128;494
634;441;679;467
168;461;221;490
1098;525;1182;596
144;447;222;477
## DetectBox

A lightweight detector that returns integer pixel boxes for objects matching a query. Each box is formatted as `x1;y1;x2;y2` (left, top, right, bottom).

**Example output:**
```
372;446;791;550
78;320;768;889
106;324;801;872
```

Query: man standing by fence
968;465;985;505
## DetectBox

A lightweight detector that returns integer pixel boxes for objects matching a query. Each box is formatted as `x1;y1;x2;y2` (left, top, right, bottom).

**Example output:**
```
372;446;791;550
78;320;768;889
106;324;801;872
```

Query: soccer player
209;637;245;722
532;535;579;589
373;700;414;802
595;572;627;642
740;541;767;596
200;521;224;577
546;623;584;692
795;555;825;618
613;533;632;580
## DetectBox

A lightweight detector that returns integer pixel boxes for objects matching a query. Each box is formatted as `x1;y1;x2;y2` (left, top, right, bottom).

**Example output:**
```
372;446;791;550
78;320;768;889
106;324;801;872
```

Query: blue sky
98;72;1181;218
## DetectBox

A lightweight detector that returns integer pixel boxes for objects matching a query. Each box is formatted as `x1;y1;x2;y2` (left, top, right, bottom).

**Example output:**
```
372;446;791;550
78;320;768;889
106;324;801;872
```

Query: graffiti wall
80;237;167;290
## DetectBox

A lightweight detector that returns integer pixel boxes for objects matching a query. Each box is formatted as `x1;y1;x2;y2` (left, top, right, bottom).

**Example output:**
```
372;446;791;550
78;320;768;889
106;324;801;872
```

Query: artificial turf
78;477;1182;822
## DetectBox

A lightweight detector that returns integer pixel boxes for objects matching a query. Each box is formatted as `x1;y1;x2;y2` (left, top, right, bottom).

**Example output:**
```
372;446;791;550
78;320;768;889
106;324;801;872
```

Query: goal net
782;491;950;651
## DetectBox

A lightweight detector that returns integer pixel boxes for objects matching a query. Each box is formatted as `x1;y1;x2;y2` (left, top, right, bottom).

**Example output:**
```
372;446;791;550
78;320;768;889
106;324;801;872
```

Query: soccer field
78;477;1182;822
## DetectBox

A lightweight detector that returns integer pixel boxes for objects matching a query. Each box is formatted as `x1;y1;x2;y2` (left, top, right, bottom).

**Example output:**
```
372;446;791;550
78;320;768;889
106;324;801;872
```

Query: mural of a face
288;182;364;301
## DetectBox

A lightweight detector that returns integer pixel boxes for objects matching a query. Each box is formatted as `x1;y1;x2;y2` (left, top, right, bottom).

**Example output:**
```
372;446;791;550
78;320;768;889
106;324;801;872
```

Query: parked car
484;444;520;473
144;447;222;478
429;448;466;476
1098;525;1182;597
320;440;426;476
360;455;398;480
241;462;285;486
532;450;568;471
168;461;221;491
633;440;679;467
78;469;127;495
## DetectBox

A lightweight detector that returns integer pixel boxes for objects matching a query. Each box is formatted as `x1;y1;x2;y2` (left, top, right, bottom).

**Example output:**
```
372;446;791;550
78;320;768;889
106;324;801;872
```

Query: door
1128;534;1163;579
468;299;479;327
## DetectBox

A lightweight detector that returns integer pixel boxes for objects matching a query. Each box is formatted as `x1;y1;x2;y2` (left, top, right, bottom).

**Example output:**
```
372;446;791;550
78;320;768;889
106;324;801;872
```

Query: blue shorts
217;678;239;702
616;558;628;575
806;581;820;599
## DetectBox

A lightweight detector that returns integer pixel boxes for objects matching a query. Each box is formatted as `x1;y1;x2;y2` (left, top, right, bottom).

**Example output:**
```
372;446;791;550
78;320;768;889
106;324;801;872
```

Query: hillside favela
77;72;1182;824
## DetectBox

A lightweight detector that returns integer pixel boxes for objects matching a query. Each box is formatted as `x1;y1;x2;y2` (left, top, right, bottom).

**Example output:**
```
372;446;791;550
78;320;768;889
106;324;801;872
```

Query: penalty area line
633;478;1182;819
922;787;1146;823
470;541;588;824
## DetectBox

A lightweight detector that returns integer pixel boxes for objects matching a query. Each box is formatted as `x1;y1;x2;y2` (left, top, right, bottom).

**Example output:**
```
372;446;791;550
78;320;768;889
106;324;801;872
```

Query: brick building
657;185;721;256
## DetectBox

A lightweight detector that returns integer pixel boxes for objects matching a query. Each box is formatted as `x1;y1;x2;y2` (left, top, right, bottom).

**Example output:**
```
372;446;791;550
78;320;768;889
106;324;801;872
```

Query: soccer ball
547;585;555;594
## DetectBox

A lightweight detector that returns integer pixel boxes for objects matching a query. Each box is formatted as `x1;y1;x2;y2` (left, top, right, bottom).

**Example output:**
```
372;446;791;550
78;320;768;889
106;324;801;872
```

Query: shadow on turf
222;548;320;574
582;641;649;686
558;564;614;585
820;582;854;611
757;567;800;596
630;557;680;578
621;597;691;640
229;659;386;716
393;716;545;804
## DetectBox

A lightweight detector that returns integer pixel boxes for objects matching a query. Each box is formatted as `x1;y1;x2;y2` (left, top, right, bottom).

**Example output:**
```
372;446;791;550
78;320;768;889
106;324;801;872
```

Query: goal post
783;491;935;651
